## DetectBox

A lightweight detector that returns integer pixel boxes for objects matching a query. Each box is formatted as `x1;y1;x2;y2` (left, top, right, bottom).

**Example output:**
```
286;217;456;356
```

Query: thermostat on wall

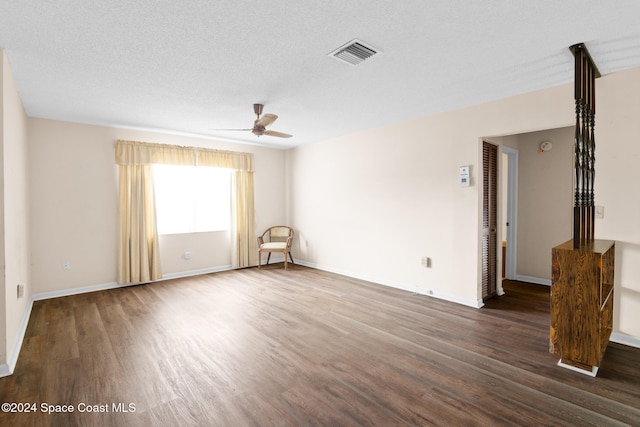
459;165;470;187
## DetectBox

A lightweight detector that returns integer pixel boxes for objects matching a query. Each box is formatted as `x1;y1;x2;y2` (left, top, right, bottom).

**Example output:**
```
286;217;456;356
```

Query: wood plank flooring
1;265;639;426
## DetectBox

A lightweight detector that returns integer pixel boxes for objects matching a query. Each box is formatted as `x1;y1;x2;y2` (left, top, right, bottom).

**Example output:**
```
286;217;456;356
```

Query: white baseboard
32;265;235;302
296;260;483;308
33;281;129;301
0;363;10;377
0;298;34;378
161;265;233;280
514;275;552;286
610;332;640;349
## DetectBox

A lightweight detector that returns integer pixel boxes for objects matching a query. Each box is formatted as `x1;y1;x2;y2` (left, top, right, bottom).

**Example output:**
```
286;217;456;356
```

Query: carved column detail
570;43;600;248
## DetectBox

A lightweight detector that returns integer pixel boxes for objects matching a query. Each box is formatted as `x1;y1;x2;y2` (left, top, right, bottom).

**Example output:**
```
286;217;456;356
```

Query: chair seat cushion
261;242;287;250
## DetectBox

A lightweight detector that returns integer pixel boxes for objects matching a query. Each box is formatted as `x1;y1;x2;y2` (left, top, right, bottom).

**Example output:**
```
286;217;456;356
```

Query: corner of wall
0;47;8;370
0;48;32;374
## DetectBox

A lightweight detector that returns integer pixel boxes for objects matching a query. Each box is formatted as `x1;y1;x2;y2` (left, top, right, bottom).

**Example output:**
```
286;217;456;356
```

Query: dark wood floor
1;265;639;426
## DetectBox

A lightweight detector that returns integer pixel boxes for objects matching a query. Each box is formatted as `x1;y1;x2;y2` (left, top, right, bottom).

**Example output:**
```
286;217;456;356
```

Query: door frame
503;146;518;282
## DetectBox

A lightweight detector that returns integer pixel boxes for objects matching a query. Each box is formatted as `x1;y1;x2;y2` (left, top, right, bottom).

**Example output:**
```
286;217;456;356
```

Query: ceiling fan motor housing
252;124;266;136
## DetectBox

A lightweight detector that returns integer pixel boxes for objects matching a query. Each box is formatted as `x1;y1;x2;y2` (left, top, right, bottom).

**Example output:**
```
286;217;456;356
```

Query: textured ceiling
1;0;640;148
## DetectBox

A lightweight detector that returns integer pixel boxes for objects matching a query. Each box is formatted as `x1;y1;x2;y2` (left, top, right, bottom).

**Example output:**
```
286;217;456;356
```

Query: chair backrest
266;226;293;243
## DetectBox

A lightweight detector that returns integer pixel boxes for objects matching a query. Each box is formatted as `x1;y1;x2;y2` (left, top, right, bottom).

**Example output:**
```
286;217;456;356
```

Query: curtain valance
115;139;254;171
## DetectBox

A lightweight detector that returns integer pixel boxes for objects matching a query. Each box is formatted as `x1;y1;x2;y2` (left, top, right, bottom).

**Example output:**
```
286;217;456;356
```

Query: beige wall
288;67;640;340
288;83;575;307
1;50;30;372
595;67;640;340
28;118;287;295
0;49;6;370
514;127;574;281
159;231;231;276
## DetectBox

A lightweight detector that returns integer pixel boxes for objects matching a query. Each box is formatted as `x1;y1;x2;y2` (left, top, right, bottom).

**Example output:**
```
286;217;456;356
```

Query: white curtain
117;164;161;283
115;140;256;282
231;170;256;268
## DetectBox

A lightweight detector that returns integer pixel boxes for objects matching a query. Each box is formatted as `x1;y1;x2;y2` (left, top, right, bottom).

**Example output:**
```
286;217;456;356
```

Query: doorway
481;127;573;303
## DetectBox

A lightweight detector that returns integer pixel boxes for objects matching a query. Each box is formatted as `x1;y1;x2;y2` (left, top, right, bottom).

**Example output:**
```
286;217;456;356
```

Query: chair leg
288;252;295;264
258;251;261;269
266;253;271;265
284;252;288;270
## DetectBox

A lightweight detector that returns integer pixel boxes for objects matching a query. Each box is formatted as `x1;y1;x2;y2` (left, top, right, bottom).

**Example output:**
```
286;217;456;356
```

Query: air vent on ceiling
329;39;380;66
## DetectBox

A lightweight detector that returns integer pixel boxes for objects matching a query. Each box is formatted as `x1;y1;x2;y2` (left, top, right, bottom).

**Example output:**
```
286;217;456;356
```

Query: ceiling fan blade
256;113;278;128
263;130;293;138
215;104;289;138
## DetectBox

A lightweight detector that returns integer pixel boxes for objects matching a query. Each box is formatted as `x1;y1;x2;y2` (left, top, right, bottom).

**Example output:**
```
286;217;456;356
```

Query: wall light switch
595;205;604;219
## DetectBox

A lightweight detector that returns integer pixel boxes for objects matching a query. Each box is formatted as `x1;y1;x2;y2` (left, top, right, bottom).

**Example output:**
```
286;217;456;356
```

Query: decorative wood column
550;44;614;377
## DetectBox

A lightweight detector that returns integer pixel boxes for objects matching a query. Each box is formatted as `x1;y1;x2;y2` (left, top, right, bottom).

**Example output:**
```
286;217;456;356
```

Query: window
153;164;231;235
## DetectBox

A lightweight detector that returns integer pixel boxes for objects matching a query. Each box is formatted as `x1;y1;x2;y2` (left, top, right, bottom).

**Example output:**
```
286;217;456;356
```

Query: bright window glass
153;164;230;235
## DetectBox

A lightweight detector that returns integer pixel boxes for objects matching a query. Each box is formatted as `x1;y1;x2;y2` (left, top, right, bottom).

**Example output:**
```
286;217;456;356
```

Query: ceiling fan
216;104;292;138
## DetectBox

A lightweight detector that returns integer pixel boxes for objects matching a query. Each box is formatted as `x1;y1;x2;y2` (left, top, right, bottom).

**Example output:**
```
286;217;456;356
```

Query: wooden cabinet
549;239;615;376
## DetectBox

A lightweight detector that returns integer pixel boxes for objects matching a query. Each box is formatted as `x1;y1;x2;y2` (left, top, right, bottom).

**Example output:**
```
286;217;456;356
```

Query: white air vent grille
329;39;380;66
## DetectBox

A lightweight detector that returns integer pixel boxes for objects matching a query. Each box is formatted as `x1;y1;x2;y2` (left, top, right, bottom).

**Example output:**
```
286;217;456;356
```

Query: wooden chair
258;226;295;270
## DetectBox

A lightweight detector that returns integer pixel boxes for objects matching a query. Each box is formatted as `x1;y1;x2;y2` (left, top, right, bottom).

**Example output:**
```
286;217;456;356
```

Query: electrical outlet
183;251;192;260
63;261;71;270
421;256;431;268
17;284;25;298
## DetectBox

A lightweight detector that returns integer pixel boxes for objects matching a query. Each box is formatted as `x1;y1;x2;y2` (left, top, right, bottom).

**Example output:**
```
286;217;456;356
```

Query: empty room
1;1;639;426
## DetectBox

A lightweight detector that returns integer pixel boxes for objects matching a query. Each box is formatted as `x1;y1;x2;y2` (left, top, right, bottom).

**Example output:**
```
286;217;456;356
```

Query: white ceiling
1;1;640;148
